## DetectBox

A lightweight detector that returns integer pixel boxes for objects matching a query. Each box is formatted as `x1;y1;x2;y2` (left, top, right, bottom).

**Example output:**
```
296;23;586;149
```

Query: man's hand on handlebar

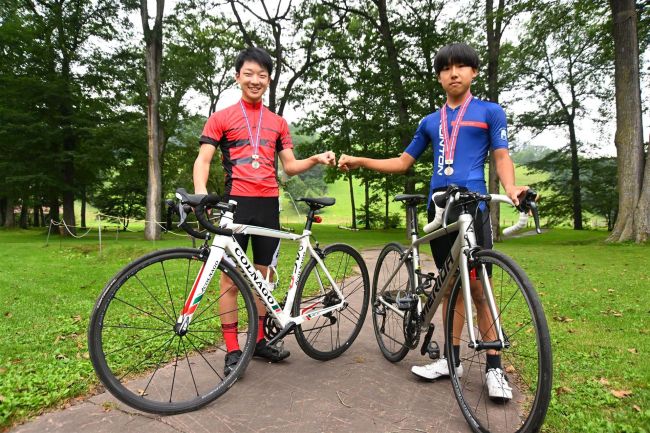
504;185;529;207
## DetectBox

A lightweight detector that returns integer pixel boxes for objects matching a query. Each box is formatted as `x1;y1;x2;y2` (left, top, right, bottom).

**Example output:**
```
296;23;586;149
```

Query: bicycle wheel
292;243;370;360
88;248;258;414
371;242;414;362
445;249;552;433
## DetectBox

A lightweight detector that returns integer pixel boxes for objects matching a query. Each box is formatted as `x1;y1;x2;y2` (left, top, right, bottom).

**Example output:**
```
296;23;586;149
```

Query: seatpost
408;204;419;241
408;202;421;272
304;208;315;231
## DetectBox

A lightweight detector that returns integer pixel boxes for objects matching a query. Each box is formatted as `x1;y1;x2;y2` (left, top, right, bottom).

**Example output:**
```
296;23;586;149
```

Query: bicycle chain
403;305;421;350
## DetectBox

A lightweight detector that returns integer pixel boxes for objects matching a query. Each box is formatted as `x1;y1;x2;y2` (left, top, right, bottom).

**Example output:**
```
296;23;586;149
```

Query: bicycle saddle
297;197;335;209
394;194;427;205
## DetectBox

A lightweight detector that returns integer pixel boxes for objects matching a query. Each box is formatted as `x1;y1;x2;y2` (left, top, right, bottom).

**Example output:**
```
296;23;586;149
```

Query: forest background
1;0;649;241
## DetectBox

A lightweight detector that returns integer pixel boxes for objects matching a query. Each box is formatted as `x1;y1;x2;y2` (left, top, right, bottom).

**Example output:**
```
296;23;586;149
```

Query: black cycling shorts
427;201;493;272
226;196;281;267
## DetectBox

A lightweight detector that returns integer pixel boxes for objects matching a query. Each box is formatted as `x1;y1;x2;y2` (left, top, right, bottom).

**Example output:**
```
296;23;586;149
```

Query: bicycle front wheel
445;249;552;433
88;248;258;414
293;243;370;360
372;242;414;362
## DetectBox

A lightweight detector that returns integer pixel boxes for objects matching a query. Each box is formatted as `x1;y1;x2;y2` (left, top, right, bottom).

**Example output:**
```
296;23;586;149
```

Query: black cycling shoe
224;350;242;376
253;339;290;362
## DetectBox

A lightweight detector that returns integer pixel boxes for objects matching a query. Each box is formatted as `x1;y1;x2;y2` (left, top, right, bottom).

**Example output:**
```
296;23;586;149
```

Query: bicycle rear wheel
293;243;370;361
445;249;552;433
88;248;257;414
371;242;414;362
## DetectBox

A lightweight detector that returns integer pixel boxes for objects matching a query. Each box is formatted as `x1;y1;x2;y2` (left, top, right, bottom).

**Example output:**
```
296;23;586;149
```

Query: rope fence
44;212;211;254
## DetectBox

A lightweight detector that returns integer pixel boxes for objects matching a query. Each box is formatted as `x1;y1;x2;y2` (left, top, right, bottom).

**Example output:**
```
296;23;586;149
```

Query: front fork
175;242;226;335
458;215;506;351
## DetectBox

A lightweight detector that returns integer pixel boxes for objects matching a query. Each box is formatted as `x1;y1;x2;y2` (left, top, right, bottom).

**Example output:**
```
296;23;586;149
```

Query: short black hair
433;43;480;75
235;46;273;76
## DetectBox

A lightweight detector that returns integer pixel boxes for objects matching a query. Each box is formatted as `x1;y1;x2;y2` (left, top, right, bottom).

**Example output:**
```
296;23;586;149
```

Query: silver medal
444;166;454;176
252;160;260;169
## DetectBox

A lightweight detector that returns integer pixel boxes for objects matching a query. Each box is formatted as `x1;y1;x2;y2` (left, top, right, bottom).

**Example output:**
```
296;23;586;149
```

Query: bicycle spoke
169;337;182;402
134;274;176;324
104;329;170;356
103;324;170;332
180;336;200;398
116;334;175;382
140;335;177;398
112;296;172;327
184;333;224;380
191;305;245;326
191;284;237;323
161;261;179;320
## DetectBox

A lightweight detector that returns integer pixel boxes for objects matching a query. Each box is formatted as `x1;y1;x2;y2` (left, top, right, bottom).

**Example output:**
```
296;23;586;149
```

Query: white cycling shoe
411;358;463;380
486;368;513;400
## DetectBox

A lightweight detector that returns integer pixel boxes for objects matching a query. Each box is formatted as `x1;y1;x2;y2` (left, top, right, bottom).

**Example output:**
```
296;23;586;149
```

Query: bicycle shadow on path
11;249;521;433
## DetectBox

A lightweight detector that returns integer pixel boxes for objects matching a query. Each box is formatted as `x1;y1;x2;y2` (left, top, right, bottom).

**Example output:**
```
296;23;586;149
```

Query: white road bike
88;188;370;414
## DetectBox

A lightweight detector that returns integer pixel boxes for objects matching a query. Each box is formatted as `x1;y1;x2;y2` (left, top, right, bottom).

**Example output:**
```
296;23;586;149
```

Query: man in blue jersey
338;43;527;400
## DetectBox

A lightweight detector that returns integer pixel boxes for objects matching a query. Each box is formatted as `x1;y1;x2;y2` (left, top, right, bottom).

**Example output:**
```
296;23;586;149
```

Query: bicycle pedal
425;341;441;360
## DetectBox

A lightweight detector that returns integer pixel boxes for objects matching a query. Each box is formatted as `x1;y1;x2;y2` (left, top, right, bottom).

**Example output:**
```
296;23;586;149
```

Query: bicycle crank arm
267;321;297;346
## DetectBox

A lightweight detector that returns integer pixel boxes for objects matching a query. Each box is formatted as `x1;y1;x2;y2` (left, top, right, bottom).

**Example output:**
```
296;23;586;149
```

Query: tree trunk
633;143;650;242
80;185;86;228
33;203;41;227
141;0;165;241
60;60;77;236
384;178;389;229
348;172;357;229
0;197;6;226
19;201;28;229
4;197;15;227
486;0;505;241
607;0;647;242
47;196;60;225
568;121;583;229
375;0;414;197
364;179;370;230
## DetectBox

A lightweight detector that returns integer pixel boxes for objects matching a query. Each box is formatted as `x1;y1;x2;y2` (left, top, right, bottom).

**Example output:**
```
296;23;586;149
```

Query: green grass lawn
1;226;648;432
279;164;550;228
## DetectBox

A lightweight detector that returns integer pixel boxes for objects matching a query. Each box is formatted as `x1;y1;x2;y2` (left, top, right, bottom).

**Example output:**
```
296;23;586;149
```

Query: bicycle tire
445;249;552;433
292;243;370;361
371;242;414;362
88;248;258;414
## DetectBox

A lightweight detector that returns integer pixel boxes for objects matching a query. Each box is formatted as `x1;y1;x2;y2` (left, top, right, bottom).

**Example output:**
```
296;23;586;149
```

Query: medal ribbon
440;93;472;167
239;99;263;162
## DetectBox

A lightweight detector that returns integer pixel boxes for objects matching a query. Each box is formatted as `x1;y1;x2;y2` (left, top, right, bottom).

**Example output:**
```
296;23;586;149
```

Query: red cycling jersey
199;99;293;197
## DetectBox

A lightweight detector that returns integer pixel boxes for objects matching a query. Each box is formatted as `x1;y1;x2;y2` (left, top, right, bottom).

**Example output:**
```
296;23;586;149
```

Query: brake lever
516;189;541;234
178;202;209;239
529;200;541;234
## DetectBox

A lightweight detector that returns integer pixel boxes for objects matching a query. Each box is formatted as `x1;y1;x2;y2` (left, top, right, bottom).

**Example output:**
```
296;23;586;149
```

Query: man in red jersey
194;47;335;375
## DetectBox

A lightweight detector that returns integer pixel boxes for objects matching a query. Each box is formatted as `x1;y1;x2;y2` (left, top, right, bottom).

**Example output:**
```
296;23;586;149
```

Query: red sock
222;322;239;352
257;316;266;343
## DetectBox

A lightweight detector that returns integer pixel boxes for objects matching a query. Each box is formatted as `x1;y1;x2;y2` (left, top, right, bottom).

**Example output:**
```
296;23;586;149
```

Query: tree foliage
513;0;610;230
0;0;647;243
526;151;618;230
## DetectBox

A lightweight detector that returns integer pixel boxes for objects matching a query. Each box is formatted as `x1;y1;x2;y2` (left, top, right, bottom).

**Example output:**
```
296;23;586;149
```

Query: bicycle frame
174;205;346;335
376;210;506;350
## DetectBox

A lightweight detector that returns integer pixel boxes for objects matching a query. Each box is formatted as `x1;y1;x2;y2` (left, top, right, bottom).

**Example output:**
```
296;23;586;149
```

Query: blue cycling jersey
404;98;509;208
